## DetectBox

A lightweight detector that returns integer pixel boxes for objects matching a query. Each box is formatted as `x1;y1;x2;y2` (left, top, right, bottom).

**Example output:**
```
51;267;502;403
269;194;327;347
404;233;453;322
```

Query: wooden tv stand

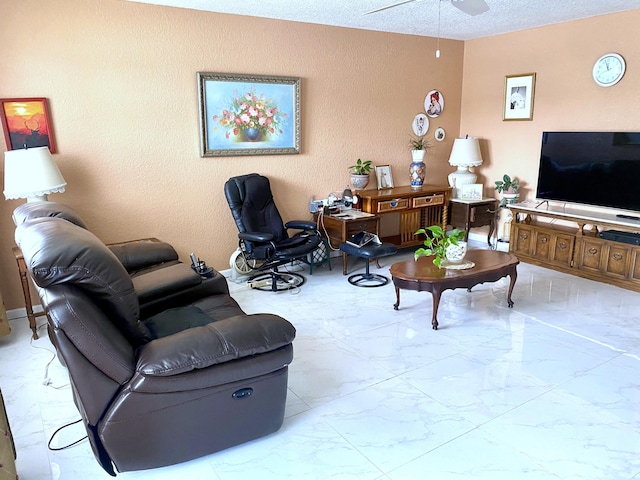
508;202;640;292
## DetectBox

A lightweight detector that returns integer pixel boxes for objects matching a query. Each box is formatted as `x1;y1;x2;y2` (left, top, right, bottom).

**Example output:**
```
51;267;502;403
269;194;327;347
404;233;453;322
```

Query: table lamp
448;136;482;198
3;146;66;202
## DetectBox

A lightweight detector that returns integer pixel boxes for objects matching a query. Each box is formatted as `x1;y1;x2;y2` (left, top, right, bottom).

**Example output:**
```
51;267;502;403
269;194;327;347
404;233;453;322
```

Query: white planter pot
411;150;426;162
445;241;468;264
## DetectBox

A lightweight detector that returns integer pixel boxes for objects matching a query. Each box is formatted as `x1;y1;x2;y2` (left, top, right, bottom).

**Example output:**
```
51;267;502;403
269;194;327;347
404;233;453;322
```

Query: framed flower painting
197;72;300;157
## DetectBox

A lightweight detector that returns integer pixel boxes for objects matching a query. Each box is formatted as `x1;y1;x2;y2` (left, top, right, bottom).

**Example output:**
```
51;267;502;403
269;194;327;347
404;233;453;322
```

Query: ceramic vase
350;174;370;190
410;150;426;189
445;241;467;264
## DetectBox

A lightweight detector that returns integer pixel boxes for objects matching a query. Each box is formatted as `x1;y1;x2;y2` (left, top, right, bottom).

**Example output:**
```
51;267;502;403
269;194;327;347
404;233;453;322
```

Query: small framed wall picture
503;73;536;121
460;184;483;200
375;165;394;189
0;97;56;152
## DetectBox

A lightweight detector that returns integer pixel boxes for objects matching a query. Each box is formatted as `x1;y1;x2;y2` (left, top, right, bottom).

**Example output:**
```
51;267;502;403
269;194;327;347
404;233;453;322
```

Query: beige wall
461;11;640;201
0;0;463;309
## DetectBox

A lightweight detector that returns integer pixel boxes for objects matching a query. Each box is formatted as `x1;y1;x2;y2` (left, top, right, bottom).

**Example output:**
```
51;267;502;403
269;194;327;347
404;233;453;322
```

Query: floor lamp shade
3;147;66;201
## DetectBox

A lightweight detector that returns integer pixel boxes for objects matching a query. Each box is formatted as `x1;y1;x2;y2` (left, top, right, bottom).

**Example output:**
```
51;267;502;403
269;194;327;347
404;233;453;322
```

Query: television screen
536;132;640;212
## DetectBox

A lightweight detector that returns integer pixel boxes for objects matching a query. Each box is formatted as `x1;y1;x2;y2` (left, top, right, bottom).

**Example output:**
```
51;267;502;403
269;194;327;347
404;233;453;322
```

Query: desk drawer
377;198;409;213
345;218;378;235
412;194;444;208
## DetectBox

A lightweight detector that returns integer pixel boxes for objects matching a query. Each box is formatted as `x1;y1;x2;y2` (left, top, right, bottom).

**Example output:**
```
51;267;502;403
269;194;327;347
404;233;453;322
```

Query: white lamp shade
448;137;483;167
4;147;66;201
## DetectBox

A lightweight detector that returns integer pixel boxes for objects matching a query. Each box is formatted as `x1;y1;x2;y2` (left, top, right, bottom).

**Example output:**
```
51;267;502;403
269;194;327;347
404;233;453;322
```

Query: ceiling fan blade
365;0;418;15
450;0;489;16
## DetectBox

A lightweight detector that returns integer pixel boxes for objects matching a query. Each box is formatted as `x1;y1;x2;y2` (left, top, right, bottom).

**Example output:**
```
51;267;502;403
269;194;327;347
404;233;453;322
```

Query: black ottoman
339;241;398;287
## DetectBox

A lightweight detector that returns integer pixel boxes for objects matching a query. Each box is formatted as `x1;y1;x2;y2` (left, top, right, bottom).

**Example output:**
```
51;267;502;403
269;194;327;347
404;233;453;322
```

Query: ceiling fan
366;0;489;16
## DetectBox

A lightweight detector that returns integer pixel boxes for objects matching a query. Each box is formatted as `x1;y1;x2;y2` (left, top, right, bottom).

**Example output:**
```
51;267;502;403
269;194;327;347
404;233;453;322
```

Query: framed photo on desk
375;165;393;189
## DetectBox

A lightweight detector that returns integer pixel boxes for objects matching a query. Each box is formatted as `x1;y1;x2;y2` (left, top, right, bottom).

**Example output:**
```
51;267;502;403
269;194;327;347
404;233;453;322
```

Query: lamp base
448;168;477;198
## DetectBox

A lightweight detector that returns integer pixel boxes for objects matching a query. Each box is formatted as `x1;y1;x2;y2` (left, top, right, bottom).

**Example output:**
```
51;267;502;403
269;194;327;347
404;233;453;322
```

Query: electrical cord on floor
29;322;69;390
48;418;87;451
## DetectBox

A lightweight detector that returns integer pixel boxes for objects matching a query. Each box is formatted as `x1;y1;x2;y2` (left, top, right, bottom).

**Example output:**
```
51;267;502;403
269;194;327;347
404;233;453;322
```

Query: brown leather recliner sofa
12;201;221;318
15;215;296;476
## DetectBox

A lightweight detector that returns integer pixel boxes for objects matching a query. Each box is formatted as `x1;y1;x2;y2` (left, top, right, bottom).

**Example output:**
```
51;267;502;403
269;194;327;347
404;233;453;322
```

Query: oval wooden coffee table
390;250;519;330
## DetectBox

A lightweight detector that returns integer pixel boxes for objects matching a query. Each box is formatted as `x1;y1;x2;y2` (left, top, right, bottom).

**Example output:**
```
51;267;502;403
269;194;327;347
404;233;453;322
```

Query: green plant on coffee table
414;225;466;268
349;158;372;175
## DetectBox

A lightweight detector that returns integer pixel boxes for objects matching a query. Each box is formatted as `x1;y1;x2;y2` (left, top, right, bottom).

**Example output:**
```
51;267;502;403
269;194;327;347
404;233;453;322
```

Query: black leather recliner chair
15;216;296;475
224;173;322;291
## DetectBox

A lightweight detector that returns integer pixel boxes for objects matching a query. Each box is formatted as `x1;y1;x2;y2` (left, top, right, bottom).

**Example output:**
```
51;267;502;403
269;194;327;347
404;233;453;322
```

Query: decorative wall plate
412;113;429;136
435;127;445;141
425;90;444;118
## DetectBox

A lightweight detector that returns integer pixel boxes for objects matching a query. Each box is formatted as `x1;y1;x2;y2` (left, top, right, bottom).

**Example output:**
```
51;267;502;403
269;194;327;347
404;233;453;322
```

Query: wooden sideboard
358;185;451;248
509;202;640;292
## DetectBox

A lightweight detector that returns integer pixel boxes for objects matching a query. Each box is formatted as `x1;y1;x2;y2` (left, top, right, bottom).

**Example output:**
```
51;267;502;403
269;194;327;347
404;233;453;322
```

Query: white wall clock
592;53;626;87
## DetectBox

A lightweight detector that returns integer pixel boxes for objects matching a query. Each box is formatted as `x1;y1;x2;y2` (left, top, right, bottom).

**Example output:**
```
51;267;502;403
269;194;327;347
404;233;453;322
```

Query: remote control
616;214;640;221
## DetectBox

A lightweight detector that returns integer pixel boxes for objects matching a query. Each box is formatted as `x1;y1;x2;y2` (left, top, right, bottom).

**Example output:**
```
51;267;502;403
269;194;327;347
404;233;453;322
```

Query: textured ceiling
127;0;639;41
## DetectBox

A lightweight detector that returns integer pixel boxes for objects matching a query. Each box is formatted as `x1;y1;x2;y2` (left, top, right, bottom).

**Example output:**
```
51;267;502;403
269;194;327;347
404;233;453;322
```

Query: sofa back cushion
15;217;152;345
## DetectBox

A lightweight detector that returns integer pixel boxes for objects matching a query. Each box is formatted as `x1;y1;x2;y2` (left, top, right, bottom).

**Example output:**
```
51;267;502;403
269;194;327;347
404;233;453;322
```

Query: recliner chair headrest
15;217;152;345
12;201;88;229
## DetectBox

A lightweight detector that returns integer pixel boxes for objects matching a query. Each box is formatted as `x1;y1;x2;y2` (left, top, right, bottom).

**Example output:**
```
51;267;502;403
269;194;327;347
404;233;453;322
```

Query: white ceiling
127;0;639;41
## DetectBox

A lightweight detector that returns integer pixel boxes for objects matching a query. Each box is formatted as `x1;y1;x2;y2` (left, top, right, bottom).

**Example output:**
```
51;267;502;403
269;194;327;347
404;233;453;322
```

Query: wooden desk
390;250;519;330
315;211;380;275
449;198;498;246
357;185;451;248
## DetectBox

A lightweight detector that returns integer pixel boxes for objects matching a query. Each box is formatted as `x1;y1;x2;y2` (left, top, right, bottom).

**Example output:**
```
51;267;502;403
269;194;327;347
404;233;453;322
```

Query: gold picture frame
503;73;536;121
375;165;393;189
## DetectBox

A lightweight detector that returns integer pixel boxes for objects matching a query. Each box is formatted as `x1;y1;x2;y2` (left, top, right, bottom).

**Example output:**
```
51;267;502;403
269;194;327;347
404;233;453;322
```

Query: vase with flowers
213;87;287;142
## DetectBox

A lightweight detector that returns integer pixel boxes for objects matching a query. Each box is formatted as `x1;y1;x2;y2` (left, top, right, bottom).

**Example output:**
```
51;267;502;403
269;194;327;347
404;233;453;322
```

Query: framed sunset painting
0;98;56;153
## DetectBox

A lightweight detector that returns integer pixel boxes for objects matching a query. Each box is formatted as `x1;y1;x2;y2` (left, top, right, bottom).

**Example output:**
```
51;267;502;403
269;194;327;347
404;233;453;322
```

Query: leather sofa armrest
132;263;202;304
285;220;317;231
136;314;295;376
108;240;178;272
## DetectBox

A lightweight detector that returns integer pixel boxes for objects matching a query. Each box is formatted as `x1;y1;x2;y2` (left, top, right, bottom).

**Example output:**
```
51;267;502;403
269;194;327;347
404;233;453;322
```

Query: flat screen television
536;131;640;213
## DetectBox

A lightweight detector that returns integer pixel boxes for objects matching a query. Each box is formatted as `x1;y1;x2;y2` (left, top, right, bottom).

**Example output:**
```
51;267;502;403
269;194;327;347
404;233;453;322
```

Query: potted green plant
349;158;372;189
409;135;429;162
414;225;466;268
494;174;520;206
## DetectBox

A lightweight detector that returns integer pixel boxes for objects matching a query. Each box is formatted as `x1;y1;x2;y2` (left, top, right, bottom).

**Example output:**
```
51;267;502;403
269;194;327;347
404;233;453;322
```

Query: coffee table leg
393;286;400;310
506;267;517;308
430;289;442;330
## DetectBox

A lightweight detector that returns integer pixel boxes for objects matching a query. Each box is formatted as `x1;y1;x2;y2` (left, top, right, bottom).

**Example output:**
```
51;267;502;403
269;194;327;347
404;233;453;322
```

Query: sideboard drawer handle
588;247;598;255
540;236;548;244
613;253;623;261
520;233;528;240
558;242;567;249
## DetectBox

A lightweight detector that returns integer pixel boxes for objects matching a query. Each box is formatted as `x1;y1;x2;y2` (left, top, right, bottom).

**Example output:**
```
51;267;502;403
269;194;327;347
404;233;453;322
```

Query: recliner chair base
248;271;305;291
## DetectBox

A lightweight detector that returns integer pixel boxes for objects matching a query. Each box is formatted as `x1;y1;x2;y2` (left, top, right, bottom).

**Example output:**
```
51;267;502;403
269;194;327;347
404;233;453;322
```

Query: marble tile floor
2;245;640;479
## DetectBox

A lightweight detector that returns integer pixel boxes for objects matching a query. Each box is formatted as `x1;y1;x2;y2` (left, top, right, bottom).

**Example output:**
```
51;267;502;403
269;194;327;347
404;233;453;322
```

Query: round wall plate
412;113;428;136
425;90;444;117
435;127;445;141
